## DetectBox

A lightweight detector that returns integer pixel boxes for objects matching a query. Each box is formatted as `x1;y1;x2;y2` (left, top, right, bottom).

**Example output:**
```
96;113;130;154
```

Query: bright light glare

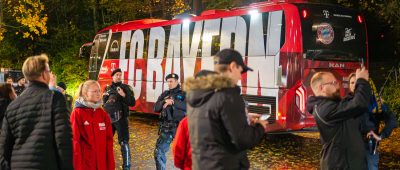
183;19;191;26
248;9;259;16
202;35;212;42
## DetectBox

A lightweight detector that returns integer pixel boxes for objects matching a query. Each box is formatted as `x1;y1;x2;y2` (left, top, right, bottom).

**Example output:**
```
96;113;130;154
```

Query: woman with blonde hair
70;80;115;170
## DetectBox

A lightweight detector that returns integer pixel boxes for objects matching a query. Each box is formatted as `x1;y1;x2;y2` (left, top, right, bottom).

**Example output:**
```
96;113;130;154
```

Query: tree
0;0;48;41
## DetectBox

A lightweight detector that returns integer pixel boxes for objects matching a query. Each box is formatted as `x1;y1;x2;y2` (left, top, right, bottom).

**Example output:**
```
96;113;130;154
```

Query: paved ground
113;113;400;169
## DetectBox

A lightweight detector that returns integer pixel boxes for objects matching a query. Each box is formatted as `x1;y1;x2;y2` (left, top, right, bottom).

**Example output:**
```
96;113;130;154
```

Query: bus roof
98;19;168;34
96;0;350;35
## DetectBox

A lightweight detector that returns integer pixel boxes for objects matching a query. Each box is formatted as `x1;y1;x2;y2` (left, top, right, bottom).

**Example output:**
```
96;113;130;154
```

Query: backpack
103;89;123;123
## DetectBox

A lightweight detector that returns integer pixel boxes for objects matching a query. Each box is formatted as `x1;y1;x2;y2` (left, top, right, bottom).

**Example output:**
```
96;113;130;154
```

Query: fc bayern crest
317;23;334;45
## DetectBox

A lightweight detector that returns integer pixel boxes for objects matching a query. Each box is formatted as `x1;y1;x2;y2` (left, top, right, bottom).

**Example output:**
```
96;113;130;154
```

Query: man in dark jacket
306;69;370;170
185;49;268;170
153;73;186;170
0;54;73;170
103;68;135;170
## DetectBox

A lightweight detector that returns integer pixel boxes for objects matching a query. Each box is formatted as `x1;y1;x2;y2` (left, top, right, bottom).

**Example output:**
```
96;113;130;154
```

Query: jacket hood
74;97;103;109
184;73;236;107
306;96;321;114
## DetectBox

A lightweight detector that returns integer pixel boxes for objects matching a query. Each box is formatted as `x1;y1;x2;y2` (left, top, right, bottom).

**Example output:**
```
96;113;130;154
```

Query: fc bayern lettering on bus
323;10;330;18
343;28;356;42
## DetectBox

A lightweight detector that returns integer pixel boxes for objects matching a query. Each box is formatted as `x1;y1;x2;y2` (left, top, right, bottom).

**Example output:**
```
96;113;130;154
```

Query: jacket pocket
322;145;348;170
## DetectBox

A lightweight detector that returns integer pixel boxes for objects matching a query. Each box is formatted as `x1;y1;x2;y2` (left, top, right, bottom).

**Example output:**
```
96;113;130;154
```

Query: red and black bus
80;0;367;132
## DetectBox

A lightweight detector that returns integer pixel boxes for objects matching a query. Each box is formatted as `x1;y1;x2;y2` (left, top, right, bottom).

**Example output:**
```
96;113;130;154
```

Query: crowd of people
0;48;397;170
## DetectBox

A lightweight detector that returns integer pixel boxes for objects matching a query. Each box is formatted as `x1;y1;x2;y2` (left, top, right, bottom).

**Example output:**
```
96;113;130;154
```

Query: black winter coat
184;73;265;170
154;84;186;126
0;81;73;170
103;82;136;118
306;79;371;170
0;96;11;128
14;85;25;96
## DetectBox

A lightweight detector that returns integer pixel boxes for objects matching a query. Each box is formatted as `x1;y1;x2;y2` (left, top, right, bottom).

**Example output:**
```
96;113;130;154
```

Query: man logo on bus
317;23;334;45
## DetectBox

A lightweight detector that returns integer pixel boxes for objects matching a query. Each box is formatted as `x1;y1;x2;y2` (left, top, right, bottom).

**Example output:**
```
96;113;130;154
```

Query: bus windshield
297;4;367;62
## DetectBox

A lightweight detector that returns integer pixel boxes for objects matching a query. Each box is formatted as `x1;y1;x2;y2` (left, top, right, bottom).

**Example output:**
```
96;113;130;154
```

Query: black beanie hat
111;68;122;77
17;76;25;82
57;82;67;90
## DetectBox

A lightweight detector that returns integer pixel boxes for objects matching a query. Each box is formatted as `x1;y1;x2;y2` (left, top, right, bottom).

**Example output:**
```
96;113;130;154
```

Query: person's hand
356;67;369;81
367;130;382;141
249;114;268;130
163;99;174;109
248;113;260;125
117;87;126;97
49;72;57;87
257;119;269;132
166;99;174;105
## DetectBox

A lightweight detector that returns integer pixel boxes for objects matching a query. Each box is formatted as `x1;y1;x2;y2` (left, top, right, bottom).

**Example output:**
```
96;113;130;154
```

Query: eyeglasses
321;81;339;86
88;90;101;94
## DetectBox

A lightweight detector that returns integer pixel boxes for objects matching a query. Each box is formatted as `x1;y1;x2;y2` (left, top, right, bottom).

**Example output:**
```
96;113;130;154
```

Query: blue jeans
154;131;174;170
366;151;379;170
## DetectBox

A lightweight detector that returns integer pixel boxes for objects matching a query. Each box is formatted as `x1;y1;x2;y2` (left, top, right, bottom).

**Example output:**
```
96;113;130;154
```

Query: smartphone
260;114;271;121
360;58;364;68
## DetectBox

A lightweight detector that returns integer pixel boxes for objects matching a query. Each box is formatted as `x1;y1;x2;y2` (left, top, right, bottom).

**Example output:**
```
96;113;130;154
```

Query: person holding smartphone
306;68;371;169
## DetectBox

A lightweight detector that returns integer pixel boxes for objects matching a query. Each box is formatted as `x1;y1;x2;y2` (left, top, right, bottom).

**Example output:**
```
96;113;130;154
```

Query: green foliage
51;44;88;98
381;71;400;123
0;0;189;97
204;0;237;10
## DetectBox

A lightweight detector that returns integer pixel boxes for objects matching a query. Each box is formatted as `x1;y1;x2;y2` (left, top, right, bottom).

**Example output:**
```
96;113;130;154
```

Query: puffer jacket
0;81;73;170
70;100;115;170
185;72;265;170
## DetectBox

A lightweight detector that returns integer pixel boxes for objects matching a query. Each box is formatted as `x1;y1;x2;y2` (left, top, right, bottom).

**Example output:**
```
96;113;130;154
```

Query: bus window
88;33;110;80
298;4;366;62
107;32;122;59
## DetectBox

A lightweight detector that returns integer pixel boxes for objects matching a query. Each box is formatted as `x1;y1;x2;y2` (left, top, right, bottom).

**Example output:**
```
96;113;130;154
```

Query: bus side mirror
79;42;94;58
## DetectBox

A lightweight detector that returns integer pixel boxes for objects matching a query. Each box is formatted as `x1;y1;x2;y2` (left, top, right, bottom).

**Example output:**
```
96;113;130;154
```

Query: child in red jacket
172;116;191;170
70;80;115;170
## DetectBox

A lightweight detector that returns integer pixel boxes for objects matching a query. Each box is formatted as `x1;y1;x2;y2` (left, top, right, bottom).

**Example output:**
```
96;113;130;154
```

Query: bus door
89;32;111;80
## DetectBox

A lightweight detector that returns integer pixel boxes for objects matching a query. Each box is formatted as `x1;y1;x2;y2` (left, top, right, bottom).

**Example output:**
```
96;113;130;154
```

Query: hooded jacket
70;99;115;170
306;79;371;170
185;72;265;170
